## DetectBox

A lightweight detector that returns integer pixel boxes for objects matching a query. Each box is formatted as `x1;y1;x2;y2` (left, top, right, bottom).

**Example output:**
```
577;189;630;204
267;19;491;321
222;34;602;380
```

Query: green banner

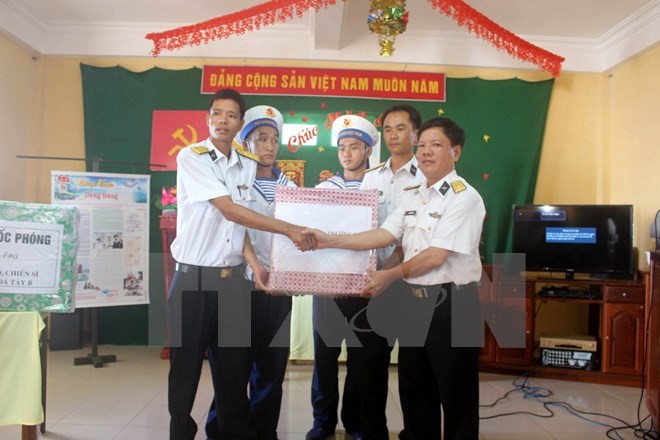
81;64;553;344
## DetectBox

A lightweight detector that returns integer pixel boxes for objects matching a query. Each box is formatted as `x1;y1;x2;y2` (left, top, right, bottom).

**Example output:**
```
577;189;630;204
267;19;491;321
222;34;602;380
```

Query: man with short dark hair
304;117;486;440
356;104;424;440
205;104;295;440
167;89;314;440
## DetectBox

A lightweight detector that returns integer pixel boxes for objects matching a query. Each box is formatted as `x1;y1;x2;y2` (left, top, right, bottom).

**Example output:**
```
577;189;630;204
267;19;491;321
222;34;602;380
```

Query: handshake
289;227;328;252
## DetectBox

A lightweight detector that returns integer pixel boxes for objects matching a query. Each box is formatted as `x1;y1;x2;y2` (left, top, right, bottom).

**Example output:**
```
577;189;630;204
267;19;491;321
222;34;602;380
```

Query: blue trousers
311;293;396;438
206;288;292;440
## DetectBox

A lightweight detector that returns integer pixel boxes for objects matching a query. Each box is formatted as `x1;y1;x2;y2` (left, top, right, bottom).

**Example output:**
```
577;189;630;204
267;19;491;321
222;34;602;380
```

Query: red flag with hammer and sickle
150;110;208;171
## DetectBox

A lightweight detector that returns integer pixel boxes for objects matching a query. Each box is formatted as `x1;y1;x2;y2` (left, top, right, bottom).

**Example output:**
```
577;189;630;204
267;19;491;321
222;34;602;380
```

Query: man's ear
452;145;463;162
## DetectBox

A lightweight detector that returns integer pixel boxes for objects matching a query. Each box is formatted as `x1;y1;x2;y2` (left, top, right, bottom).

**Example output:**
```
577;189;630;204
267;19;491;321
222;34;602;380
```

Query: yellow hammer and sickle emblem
168;125;198;156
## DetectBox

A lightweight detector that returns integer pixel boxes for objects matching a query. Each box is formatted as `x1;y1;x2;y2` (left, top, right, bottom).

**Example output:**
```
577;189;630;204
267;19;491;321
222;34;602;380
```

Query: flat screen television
512;204;635;280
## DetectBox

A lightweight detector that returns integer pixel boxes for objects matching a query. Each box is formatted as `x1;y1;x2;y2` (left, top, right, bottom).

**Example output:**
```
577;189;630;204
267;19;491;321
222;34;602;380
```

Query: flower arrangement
155;186;177;210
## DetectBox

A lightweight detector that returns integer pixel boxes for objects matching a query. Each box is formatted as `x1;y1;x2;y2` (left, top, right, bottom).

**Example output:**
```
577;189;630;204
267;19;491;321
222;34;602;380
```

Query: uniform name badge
268;186;378;296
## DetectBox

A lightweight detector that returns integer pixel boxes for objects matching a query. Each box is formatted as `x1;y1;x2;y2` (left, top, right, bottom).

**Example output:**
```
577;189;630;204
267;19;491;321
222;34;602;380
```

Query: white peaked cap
331;114;378;147
238;105;284;143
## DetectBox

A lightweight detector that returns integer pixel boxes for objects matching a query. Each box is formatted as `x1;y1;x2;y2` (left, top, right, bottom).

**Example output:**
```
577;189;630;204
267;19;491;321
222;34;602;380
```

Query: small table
0;312;46;439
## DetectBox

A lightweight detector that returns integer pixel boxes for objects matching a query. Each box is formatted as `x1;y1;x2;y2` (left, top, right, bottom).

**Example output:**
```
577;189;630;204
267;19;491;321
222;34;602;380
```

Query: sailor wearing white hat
306;114;378;440
318;115;378;190
238;105;284;145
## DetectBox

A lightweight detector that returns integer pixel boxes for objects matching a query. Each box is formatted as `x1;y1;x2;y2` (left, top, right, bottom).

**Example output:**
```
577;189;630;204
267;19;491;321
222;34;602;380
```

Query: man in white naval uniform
167;89;314;440
304;117;486;440
356;104;424;440
204;104;296;440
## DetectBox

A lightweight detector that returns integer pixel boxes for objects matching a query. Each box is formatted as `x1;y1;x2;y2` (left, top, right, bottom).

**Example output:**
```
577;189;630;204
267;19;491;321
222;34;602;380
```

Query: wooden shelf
479;362;642;387
535;296;604;305
478;267;647;386
646;252;660;426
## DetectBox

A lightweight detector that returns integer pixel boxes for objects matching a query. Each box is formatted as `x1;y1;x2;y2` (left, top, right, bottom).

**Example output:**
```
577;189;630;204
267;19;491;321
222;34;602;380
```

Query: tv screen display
512;205;634;279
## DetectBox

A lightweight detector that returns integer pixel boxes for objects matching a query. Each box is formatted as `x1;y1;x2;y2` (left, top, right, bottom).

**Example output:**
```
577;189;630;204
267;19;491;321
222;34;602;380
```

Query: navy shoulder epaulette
451;180;467;193
191;146;210;155
365;161;386;173
236;148;260;162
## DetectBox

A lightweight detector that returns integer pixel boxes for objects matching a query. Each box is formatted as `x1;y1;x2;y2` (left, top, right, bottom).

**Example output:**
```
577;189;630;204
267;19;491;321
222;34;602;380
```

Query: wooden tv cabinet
477;267;647;387
646;251;660;427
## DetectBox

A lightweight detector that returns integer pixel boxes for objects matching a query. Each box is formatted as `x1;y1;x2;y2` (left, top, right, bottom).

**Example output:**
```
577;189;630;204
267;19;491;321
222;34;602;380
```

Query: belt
409;282;478;298
175;262;242;279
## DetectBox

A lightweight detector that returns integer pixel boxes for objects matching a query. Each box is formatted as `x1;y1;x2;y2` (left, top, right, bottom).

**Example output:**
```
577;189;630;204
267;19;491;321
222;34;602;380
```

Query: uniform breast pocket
231;185;255;204
403;212;419;230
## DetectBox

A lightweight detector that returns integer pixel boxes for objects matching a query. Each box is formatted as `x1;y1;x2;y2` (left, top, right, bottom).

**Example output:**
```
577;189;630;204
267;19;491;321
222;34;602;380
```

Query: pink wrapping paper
268;186;378;296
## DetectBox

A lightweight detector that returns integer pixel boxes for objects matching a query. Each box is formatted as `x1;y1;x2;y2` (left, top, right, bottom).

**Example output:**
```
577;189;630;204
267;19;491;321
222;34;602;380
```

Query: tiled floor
0;345;657;439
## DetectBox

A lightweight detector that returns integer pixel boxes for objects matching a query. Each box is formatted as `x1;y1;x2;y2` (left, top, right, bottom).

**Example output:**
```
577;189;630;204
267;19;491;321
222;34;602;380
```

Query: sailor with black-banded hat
167;89;315;440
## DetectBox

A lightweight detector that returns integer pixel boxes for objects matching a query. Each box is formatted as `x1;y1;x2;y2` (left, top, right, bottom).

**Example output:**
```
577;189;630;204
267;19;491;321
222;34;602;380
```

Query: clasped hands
289;227;327;251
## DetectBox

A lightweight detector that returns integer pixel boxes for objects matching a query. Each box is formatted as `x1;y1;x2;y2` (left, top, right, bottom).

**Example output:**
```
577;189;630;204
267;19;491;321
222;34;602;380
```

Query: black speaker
49;310;82;350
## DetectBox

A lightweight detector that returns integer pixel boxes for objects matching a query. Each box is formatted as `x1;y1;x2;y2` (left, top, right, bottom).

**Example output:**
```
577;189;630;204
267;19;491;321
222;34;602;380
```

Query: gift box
268;186;378;296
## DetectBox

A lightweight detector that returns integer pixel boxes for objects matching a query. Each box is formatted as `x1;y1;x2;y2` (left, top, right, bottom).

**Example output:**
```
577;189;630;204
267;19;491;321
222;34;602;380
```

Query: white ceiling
1;0;659;73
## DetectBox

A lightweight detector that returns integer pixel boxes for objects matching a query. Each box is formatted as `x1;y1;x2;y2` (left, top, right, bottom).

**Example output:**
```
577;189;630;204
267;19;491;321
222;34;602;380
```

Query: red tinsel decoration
427;0;564;76
146;0;563;76
146;0;342;56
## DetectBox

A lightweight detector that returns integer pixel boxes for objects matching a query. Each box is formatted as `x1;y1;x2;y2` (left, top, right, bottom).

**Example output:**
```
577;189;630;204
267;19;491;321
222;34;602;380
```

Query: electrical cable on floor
479;369;659;440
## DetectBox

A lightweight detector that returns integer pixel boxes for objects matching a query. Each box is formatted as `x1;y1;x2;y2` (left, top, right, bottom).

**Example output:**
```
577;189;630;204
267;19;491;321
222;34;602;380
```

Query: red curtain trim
145;0;563;76
145;0;341;56
427;0;564;76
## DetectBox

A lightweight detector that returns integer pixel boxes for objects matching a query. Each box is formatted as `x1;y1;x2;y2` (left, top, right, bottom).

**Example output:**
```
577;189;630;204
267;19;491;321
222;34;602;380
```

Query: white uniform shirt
360;156;425;265
315;175;362;190
170;138;257;267
245;168;297;279
381;170;485;286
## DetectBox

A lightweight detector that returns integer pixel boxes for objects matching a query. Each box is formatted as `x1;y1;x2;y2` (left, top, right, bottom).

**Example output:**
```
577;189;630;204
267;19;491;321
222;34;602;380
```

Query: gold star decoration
437;109;445;116
318;146;325;153
483;134;490;142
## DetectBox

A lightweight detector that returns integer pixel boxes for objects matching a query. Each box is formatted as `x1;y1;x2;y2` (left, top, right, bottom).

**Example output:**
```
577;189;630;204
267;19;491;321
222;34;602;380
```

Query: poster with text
0;201;79;312
51;171;150;308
